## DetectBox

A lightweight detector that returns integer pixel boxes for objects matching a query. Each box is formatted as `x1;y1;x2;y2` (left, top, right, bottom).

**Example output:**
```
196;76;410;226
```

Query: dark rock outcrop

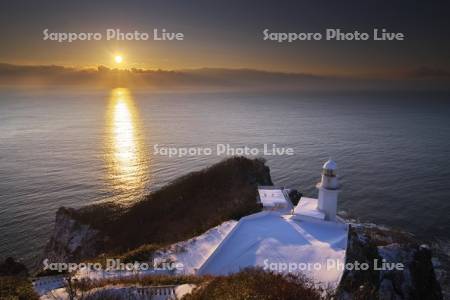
0;257;28;276
287;189;302;206
337;223;442;300
43;207;107;263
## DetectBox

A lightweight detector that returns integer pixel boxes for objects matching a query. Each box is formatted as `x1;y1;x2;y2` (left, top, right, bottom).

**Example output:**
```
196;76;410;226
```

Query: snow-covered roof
198;212;348;288
293;197;325;221
258;187;290;208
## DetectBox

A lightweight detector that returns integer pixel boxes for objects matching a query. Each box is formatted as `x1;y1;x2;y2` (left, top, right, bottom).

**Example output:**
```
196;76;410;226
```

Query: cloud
0;63;333;90
407;66;450;79
0;63;449;91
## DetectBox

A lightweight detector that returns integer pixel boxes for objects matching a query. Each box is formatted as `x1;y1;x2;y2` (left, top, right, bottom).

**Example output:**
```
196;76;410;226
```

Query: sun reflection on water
105;88;149;201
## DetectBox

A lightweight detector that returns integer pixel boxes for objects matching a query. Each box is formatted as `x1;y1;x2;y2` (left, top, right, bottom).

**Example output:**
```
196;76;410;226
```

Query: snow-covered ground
33;220;237;297
33;276;66;297
153;220;237;274
34;199;349;296
72;220;236;280
293;197;326;220
40;287;68;300
198;211;348;288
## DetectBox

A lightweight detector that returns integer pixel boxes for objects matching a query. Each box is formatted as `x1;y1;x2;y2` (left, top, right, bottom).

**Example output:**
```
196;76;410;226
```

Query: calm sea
0;88;449;267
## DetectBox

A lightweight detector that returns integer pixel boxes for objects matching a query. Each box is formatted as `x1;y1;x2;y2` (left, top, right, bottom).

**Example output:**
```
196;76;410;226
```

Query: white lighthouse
316;160;340;221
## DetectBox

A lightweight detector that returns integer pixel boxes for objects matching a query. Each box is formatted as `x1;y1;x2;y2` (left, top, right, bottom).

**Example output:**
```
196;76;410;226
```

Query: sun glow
105;88;149;201
114;55;123;64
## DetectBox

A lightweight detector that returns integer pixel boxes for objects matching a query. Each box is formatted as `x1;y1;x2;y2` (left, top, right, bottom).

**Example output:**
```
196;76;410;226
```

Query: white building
317;159;340;221
257;186;293;211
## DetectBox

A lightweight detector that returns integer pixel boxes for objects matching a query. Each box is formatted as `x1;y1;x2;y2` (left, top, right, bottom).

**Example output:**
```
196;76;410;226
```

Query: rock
409;243;442;299
0;257;28;276
337;223;443;300
288;189;302;206
43;207;107;263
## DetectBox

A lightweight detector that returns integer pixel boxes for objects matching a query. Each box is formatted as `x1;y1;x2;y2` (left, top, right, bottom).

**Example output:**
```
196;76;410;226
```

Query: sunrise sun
114;55;123;64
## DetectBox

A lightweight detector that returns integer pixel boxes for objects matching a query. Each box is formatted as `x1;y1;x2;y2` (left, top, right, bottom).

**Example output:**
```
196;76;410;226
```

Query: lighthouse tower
316;160;340;221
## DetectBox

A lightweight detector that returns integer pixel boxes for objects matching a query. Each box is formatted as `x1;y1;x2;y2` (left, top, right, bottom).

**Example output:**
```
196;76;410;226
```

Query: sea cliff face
43;207;107;263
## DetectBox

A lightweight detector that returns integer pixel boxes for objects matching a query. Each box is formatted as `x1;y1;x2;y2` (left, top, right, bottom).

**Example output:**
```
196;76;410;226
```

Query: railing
84;285;178;300
134;285;177;296
33;277;179;299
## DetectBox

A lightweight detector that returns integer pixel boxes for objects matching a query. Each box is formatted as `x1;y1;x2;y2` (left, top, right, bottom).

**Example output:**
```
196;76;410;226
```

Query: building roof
257;187;291;209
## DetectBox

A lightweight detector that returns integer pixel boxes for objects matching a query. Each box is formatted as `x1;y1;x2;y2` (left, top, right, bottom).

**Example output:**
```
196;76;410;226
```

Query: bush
0;276;38;300
70;269;325;300
184;268;324;300
0;258;28;277
67;157;272;254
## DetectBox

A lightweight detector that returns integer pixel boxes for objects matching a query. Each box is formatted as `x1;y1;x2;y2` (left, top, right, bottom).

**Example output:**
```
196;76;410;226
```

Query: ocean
0;88;449;267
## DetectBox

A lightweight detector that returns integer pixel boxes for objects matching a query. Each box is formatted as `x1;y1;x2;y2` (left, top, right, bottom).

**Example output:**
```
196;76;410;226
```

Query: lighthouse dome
323;159;337;171
317;159;340;221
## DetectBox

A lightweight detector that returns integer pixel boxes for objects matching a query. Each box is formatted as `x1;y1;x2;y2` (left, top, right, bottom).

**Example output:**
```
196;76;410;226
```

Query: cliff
44;157;273;262
44;207;107;263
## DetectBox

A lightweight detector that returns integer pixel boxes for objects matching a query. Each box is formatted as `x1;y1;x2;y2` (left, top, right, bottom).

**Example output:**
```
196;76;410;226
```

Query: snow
35;197;349;295
293;197;325;220
34;221;236;297
35;210;348;296
198;212;348;288
33;276;66;297
153;220;237;274
174;284;196;299
40;287;68;300
72;220;236;279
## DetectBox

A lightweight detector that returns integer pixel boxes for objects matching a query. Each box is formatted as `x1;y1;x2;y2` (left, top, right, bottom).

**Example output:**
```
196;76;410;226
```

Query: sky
0;0;449;78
